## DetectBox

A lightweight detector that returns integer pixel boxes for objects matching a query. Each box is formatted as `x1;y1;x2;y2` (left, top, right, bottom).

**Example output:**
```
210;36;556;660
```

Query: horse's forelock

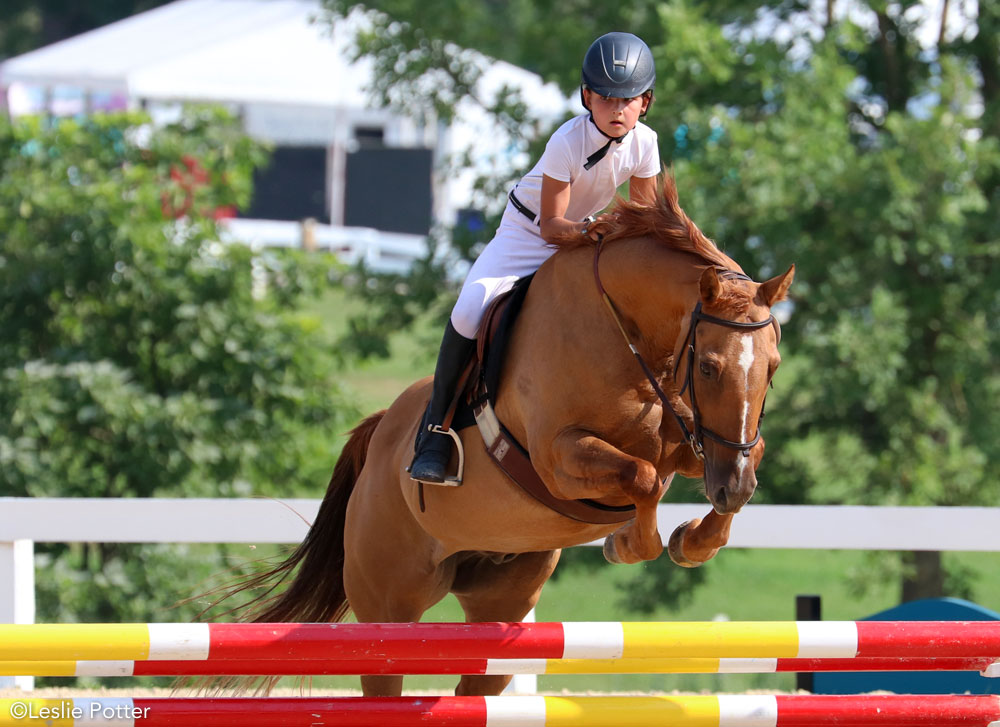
704;284;753;319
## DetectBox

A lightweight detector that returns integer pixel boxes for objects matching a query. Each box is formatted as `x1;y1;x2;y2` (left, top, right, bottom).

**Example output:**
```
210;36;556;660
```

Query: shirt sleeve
537;126;575;183
635;126;661;179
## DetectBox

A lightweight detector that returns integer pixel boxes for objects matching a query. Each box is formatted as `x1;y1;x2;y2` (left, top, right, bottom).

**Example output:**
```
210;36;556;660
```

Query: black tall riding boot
409;321;476;483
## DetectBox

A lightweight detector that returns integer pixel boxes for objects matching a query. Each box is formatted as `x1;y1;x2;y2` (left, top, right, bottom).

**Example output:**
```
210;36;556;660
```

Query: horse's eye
699;361;713;378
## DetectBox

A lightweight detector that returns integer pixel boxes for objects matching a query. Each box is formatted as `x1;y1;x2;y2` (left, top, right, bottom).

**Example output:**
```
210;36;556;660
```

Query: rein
592;239;776;461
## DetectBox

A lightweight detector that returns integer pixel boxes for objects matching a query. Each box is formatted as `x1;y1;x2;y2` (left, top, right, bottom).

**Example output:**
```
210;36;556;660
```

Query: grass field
280;285;1000;694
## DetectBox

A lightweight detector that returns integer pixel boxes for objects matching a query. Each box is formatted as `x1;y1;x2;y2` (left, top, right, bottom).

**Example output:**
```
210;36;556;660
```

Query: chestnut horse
227;176;794;697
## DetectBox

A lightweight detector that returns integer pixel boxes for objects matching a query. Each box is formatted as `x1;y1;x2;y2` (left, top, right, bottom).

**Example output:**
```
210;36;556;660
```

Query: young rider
410;31;661;483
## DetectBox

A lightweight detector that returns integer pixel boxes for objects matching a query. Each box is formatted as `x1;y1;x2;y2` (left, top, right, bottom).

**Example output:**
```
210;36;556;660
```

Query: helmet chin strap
584;113;627;170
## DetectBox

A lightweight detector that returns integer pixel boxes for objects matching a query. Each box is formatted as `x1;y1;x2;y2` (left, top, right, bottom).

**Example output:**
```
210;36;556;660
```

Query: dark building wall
344;147;433;236
244;146;328;223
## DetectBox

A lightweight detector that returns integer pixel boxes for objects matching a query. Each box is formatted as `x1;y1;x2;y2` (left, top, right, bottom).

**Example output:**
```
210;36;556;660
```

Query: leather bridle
593;239;777;461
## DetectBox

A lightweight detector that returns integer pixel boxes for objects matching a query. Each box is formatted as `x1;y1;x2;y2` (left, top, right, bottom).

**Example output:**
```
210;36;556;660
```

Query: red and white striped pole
2;655;998;677
3;695;998;727
4;621;1000;662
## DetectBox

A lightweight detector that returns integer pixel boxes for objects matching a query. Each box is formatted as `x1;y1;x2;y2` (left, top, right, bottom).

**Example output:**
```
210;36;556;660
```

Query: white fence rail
222;218;427;274
4;498;1000;551
2;497;999;691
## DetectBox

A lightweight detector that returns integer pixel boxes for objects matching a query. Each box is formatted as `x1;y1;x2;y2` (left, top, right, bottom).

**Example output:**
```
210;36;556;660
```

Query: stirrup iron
409;425;465;486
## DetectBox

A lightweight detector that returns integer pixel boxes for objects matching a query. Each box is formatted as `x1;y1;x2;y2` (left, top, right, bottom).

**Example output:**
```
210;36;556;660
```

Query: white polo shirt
511;114;660;223
449;113;660;337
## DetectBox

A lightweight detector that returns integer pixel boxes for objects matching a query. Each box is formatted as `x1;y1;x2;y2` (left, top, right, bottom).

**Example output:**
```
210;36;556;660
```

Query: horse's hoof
667;519;704;568
603;534;623;564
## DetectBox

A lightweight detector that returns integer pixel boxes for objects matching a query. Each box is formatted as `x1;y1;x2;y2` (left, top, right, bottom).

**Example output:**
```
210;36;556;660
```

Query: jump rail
5;621;1000;662
1;695;999;726
4;655;999;678
4;621;1000;725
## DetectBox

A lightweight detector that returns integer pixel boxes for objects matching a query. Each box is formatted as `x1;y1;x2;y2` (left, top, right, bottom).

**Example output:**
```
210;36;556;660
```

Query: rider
409;31;661;483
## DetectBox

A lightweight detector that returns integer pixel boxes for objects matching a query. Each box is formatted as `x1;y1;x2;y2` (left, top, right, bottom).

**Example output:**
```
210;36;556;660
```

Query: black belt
508;189;537;224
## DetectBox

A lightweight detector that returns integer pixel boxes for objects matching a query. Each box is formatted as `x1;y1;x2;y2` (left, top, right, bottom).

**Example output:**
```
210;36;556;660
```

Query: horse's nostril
714;488;728;510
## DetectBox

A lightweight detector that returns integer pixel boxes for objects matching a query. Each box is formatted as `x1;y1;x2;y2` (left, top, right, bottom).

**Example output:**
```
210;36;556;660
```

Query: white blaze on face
737;335;755;475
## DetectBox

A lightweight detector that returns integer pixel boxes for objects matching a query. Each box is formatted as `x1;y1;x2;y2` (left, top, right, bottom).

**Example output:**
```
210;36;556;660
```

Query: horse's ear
759;264;795;307
699;267;723;304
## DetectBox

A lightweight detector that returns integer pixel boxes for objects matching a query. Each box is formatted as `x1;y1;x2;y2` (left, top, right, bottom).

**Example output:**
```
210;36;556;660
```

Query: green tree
0;109;350;626
323;1;1000;604
669;8;1000;603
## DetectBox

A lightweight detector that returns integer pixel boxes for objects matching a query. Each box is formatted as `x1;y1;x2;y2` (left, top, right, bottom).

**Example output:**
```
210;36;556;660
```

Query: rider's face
583;89;649;137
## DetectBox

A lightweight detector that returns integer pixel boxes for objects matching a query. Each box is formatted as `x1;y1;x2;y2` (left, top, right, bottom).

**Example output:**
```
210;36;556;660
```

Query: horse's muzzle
705;461;757;514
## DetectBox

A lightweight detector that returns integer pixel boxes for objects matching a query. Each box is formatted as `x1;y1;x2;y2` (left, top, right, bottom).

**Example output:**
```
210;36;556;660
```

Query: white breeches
450;208;556;339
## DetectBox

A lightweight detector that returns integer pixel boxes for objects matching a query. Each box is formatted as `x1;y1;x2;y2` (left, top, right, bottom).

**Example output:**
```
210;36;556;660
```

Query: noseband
593;239;776;461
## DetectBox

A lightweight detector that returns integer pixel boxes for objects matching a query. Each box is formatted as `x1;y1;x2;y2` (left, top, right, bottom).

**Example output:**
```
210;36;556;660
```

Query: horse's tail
214;410;385;627
187;410;384;693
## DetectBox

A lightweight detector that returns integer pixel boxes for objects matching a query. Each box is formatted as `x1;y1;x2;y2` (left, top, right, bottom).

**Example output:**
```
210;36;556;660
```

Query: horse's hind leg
348;554;456;696
451;550;561;696
343;465;457;696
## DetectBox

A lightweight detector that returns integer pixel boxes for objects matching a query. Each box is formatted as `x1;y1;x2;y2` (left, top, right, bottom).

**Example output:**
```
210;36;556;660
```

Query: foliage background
0;109;352;624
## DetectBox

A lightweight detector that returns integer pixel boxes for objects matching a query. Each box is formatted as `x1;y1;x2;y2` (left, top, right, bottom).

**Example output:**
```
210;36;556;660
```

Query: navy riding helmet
580;32;656;115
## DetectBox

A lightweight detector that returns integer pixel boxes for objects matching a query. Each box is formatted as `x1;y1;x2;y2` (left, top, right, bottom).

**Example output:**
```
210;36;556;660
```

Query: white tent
0;0;404;143
0;0;570;266
0;0;566;149
1;0;370;105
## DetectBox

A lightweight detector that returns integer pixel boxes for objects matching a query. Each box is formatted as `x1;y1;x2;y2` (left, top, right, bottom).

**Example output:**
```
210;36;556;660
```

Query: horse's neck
502;238;709;456
595;238;706;352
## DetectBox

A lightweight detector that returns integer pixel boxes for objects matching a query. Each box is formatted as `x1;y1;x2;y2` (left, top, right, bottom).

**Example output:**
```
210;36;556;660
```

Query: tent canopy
0;0;374;108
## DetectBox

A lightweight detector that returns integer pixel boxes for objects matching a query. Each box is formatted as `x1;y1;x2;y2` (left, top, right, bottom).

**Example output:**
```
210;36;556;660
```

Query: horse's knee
620;459;662;500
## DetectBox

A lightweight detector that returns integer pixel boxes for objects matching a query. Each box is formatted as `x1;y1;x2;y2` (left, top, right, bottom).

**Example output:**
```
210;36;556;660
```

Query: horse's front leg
667;510;735;567
546;431;670;564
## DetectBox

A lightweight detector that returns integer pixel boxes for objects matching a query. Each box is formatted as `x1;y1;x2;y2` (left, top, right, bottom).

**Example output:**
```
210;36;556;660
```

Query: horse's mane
551;174;739;274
